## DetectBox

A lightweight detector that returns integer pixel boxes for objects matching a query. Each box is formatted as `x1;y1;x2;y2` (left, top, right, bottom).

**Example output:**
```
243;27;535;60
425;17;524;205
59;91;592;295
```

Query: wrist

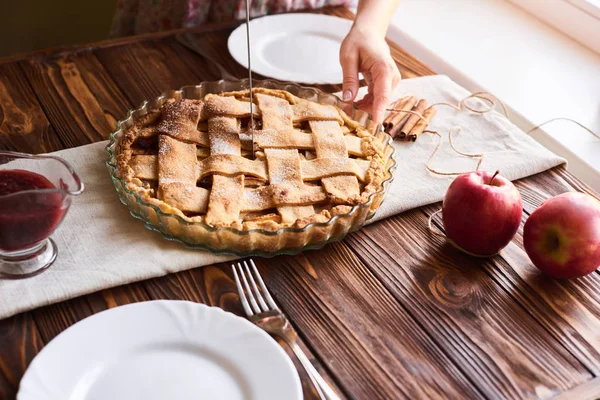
351;18;387;41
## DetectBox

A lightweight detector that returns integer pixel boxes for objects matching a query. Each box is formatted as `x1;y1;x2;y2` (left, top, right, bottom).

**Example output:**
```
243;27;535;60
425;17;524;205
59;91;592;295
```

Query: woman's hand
339;0;402;124
340;26;401;124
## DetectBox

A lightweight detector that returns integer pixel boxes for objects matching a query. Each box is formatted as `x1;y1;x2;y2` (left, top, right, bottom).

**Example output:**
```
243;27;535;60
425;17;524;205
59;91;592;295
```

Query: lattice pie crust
116;88;386;232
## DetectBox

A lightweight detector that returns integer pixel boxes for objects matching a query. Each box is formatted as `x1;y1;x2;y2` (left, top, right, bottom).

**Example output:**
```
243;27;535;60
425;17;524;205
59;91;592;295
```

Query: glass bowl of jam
0;151;83;279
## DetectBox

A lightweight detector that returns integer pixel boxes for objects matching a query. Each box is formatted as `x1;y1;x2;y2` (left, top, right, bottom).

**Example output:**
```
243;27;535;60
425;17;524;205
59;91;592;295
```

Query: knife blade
245;0;255;159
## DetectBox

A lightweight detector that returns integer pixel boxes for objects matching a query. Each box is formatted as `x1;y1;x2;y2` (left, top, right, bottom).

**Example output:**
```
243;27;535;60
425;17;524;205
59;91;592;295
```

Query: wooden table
1;7;600;400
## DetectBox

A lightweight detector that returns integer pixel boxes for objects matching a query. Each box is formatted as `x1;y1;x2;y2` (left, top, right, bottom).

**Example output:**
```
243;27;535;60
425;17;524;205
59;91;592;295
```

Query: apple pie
110;83;394;254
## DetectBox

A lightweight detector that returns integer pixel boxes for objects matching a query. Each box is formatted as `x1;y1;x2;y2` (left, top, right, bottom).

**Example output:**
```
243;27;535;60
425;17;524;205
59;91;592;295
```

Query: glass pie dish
105;79;396;256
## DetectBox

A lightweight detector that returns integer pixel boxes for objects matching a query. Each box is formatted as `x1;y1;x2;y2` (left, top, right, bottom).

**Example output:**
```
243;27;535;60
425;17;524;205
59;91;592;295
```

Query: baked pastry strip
310;120;361;203
263;148;318;223
255;129;364;157
157;135;209;213
156;99;206;144
204;94;260;118
132;150;371;184
292;100;344;125
205;116;245;226
256;93;316;224
130;154;268;182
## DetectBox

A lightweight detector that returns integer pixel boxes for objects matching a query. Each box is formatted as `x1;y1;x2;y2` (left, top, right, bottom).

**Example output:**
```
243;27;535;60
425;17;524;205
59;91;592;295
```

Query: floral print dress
111;0;350;36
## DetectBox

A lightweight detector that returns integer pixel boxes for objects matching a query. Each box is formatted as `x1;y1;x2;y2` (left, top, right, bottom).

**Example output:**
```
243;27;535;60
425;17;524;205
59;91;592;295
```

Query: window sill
378;0;600;192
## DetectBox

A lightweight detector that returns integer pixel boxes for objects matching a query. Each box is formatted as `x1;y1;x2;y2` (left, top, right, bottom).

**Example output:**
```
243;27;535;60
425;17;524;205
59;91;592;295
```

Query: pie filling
116;88;386;231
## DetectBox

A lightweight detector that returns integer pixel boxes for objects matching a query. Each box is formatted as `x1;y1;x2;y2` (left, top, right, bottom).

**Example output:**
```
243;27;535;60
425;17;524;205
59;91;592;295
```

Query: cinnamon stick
408;107;437;142
387;96;418;138
382;97;405;131
398;99;429;140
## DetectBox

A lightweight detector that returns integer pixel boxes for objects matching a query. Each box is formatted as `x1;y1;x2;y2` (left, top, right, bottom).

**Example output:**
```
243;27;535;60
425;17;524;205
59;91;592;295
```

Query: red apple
523;192;600;279
442;171;523;256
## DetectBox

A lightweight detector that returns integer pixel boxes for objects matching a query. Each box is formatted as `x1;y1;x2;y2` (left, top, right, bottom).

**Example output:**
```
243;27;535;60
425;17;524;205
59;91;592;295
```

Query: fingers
371;64;394;124
355;93;374;112
363;71;373;88
363;72;374;98
392;67;402;90
340;29;402;122
340;51;360;102
351;72;374;112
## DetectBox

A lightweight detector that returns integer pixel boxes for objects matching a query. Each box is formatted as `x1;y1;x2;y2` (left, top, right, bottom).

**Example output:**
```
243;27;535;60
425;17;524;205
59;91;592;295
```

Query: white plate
228;13;353;84
18;301;302;400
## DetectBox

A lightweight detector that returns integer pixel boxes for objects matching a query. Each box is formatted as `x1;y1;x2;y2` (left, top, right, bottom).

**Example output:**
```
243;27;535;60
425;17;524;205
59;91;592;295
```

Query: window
507;0;600;55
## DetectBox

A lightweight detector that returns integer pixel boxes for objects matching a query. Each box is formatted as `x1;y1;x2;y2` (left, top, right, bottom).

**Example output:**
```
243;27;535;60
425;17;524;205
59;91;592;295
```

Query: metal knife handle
244;0;255;159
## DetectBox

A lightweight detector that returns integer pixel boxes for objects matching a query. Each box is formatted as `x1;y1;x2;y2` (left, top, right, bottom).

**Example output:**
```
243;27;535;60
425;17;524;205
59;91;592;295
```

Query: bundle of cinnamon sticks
383;95;437;141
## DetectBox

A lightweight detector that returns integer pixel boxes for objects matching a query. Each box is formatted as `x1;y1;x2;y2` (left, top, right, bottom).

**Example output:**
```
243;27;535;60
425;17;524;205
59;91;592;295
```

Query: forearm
354;0;401;38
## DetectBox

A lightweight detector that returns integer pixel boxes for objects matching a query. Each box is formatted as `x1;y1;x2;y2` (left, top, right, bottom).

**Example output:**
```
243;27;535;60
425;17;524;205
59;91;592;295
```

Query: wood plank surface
345;206;592;399
0;314;43;400
94;38;208;106
0;63;63;153
257;245;484;399
0;6;599;400
19;52;131;148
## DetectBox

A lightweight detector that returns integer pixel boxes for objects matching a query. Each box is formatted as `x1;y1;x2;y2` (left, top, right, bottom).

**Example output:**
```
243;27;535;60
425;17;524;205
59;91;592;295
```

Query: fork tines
232;259;279;317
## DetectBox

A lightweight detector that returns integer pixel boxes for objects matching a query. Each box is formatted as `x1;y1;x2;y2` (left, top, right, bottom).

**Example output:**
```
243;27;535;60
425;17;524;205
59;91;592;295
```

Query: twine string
427;209;446;238
386;91;598;177
424;127;484;176
527;117;600;140
428;91;508;116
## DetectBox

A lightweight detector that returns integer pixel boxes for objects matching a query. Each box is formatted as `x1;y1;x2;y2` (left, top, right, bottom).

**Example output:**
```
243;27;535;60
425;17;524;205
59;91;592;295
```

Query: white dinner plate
18;301;302;400
228;13;353;84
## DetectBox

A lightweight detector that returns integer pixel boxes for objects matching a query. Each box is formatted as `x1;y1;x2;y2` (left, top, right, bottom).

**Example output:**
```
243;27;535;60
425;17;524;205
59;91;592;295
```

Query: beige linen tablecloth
0;75;565;319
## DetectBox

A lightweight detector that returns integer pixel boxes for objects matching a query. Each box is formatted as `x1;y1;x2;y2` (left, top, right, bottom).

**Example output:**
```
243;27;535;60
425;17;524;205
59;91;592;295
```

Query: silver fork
232;260;341;400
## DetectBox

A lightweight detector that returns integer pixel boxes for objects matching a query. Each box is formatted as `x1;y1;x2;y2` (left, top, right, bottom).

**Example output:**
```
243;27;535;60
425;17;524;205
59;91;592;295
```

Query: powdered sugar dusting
210;138;238;155
158;139;170;156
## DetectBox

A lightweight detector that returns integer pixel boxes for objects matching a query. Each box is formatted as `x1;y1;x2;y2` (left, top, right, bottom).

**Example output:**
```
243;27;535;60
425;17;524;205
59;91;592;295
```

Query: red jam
0;170;65;252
